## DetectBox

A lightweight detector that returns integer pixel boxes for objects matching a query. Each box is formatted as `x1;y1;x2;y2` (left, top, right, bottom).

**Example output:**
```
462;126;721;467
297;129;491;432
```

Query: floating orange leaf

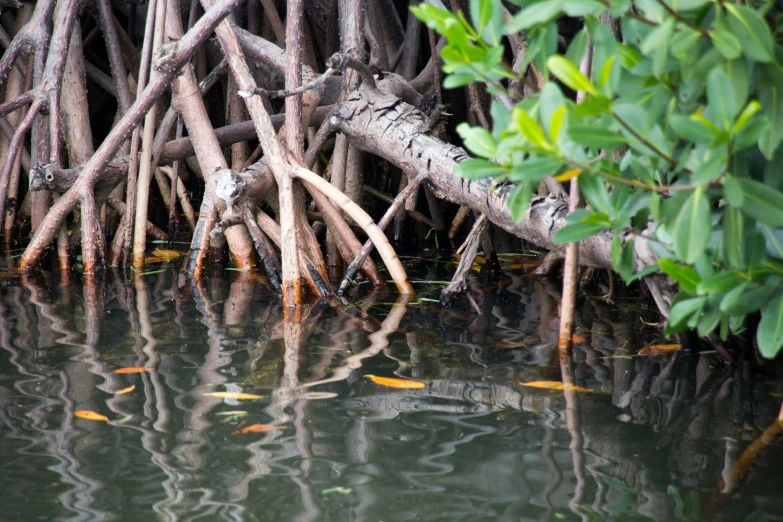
113;367;150;374
114;385;135;395
74;410;109;422
365;375;426;389
231;423;283;435
520;381;592;392
204;391;264;400
572;334;587;344
637;343;682;355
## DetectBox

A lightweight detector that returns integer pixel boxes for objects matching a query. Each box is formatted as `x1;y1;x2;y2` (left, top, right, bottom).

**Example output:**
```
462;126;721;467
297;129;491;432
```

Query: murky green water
1;264;782;521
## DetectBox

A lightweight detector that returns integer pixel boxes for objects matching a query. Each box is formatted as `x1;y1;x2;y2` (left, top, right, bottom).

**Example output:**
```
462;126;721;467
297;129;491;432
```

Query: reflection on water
0;267;782;522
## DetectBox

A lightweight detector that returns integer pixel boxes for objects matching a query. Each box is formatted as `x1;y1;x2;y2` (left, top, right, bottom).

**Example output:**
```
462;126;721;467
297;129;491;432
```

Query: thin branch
338;171;427;296
239;68;337;99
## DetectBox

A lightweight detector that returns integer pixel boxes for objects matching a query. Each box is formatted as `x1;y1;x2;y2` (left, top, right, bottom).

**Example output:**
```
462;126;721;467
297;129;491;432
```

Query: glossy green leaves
416;0;783;358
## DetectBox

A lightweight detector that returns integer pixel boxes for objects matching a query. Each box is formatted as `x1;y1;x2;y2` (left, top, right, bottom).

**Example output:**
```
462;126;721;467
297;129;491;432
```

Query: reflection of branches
299;295;410;388
3;280;110;520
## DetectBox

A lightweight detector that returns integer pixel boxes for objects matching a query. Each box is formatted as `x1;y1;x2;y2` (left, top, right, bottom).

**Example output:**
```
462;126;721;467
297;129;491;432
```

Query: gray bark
329;83;660;273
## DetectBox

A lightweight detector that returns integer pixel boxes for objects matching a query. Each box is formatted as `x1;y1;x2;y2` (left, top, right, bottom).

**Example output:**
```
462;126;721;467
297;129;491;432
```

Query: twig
338;171;427;296
558;34;592;352
441;213;487;307
325;53;377;89
239;68;337;99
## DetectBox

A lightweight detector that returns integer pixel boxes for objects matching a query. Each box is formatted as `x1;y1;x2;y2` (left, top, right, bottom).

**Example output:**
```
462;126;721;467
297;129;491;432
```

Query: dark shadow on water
0;266;782;521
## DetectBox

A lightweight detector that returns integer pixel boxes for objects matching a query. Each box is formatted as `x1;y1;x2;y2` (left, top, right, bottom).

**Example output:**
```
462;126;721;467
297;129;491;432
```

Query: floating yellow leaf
365;375;426;389
204;391;264;400
554;169;581;182
75;410;109;422
231;423;283;435
114;385;135;395
520;381;592;392
113;367;150;374
637;343;682;355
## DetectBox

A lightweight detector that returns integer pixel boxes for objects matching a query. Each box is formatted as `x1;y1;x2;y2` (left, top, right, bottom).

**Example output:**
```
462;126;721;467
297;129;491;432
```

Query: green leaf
722;205;745;267
565;28;588;67
509;157;564;182
578;172;612;216
456;158;509;180
659;258;701;294
759;86;783;160
547;55;598;95
690;153;726;185
697;271;743;295
539;83;565;139
667;294;707;332
508;181;534;222
672;187;711;264
725;4;774;63
668;0;708;11
506;0;563;33
757;290;783;358
617;43;643;69
627;263;660;283
552;209;612;244
549;106;566;142
669;115;715;146
732;100;762;135
641;17;674;55
733;117;769;151
573;94;612;117
512;107;552;151
456;123;497;158
760;225;783;260
470;0;493;32
561;0;605;17
567;127;626;150
443;73;479;88
709;28;741;60
706;67;737;130
721;283;777;316
724;176;783;227
612;236;635;281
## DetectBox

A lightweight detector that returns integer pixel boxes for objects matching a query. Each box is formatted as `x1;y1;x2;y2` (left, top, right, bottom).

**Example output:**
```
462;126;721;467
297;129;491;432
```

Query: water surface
1;264;782;521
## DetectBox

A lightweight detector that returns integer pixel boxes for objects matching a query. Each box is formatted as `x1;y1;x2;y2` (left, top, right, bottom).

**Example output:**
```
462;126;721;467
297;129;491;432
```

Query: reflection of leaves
113;385;135;395
520;381;592;392
667;485;702;521
365;375;426;389
231;423;282;435
204;392;264;400
75;410;109;422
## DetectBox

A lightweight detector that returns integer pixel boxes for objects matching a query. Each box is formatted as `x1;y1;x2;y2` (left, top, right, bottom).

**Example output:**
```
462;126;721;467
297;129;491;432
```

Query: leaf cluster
414;0;783;357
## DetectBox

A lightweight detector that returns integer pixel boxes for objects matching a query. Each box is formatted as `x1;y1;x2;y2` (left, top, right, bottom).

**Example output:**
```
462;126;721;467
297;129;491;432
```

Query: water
1;263;783;521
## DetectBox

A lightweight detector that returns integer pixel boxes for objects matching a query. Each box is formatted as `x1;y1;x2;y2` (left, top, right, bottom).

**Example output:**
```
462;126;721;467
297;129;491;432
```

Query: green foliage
414;0;783;358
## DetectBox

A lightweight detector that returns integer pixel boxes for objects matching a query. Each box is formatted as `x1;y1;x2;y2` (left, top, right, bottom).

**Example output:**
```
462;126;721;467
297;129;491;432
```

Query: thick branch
330;85;659;272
